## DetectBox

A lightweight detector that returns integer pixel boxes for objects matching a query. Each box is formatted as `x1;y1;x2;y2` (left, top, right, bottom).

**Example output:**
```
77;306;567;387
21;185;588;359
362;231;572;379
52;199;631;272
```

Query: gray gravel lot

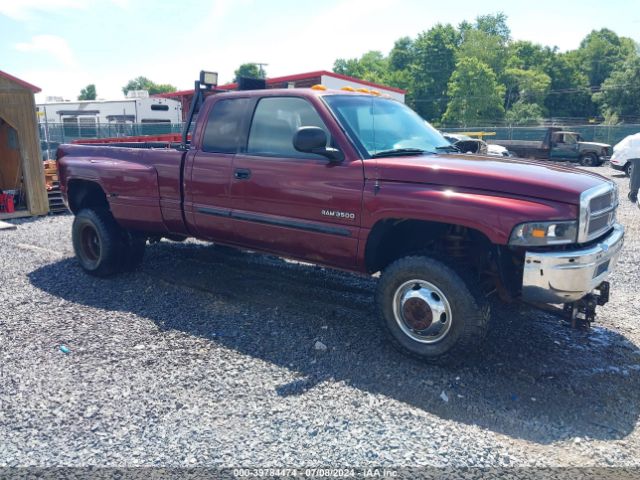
1;166;639;469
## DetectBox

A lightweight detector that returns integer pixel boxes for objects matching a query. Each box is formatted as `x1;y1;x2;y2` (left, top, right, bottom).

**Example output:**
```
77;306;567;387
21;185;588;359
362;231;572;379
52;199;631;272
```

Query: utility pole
252;63;268;78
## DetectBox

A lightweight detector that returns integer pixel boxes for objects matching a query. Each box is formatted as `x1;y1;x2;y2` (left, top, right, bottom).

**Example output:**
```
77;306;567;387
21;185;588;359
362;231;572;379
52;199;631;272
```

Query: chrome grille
590;192;613;213
579;183;618;243
588;211;614;235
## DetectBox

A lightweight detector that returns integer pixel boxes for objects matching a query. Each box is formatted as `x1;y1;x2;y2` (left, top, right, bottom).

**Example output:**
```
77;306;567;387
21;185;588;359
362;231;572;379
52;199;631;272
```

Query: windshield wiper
371;148;427;158
435;145;460;153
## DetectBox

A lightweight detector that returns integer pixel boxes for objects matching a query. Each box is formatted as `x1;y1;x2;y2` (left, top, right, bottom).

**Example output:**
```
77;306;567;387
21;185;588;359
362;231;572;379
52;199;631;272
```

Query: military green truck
490;127;611;166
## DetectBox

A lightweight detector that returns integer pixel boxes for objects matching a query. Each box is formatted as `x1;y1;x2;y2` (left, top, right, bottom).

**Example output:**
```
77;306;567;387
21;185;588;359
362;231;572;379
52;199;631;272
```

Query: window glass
202;98;249;153
564;133;578;144
247;97;330;158
323;95;450;156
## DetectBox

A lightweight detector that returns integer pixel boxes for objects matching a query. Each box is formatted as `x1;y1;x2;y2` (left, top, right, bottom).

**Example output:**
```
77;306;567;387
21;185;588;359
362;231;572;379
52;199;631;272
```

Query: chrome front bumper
522;224;624;304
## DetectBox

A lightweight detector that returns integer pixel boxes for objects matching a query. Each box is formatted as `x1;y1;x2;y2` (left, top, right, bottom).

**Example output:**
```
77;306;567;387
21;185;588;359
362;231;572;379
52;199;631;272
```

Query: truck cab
549;131;581;160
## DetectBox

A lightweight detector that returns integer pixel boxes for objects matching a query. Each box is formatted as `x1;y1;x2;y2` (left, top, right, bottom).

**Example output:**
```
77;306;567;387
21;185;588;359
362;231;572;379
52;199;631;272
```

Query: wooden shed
0;70;48;219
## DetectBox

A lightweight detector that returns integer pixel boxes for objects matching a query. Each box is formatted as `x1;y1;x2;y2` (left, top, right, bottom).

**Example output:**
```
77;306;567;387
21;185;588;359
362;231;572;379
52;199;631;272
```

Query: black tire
580;153;598;167
72;209;124;277
120;233;146;271
375;256;490;364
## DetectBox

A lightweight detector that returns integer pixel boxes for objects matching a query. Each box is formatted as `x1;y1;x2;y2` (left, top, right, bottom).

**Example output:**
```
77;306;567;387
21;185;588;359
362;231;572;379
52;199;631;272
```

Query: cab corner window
202;98;249;153
247;97;330;159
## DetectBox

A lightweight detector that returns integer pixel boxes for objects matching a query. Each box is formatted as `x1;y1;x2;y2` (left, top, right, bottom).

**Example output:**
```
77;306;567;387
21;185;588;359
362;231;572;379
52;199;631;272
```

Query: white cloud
0;0;85;20
0;0;127;20
181;0;405;85
108;0;130;9
15;35;77;67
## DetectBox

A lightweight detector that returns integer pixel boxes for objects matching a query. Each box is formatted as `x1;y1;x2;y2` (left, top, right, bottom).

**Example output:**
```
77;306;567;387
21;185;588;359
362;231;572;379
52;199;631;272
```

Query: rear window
202;98;250;153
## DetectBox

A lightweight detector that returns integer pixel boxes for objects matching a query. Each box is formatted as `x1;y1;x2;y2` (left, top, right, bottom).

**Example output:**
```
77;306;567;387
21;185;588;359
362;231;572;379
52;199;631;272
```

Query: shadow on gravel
29;241;640;444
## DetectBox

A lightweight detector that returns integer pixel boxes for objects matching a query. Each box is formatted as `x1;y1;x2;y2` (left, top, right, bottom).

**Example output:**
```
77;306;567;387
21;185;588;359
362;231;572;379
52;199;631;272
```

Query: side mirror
293;127;343;162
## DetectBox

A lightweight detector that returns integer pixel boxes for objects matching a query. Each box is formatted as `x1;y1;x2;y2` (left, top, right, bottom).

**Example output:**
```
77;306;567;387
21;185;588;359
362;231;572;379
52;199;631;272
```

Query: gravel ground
1;165;639;470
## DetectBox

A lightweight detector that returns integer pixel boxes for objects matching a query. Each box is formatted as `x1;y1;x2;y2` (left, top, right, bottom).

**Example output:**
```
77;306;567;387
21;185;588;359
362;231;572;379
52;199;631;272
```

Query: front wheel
375;256;490;363
580;153;598;167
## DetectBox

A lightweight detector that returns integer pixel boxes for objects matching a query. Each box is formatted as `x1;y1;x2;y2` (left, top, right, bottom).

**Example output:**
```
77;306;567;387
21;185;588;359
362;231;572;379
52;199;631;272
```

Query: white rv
36;97;182;136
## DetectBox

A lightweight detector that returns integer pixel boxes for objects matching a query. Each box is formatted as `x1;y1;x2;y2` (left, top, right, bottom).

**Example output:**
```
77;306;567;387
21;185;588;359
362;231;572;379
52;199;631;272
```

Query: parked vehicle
443;133;512;157
610;132;640;176
442;133;487;155
486;143;512;157
490;127;611;166
57;74;624;363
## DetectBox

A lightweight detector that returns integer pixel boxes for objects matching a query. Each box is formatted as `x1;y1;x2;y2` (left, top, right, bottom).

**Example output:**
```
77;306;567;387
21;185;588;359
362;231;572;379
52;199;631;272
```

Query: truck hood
372;154;609;204
580;141;610;149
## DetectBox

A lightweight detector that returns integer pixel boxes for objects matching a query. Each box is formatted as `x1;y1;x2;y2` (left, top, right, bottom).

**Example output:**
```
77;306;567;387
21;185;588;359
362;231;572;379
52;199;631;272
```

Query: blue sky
2;0;639;102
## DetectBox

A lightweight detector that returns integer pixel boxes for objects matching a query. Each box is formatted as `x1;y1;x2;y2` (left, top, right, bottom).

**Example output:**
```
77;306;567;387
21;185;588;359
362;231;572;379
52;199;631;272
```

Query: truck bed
489;140;547;159
58;142;187;235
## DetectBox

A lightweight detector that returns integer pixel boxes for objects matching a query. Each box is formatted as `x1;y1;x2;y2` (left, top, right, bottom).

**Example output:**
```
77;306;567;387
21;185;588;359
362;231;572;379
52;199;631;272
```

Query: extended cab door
184;97;251;241
230;95;363;268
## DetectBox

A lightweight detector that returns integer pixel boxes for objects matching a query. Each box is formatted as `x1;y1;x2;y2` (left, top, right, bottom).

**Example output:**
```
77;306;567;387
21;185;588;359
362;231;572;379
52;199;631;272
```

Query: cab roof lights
314;84;392;97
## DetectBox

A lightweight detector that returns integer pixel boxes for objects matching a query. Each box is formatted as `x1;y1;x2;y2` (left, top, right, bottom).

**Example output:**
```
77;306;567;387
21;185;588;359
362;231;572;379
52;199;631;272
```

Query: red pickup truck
57;81;624;363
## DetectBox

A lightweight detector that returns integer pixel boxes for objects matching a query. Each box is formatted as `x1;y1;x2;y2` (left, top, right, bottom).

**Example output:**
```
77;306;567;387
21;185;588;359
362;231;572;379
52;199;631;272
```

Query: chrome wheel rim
392;279;452;344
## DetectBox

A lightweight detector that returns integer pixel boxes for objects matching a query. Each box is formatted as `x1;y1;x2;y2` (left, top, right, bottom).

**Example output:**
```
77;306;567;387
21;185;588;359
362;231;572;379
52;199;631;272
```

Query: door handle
234;168;251;180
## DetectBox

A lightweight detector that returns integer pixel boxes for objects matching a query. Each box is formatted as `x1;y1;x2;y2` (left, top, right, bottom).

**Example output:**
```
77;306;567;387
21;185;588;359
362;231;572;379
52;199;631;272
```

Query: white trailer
36;97;182;132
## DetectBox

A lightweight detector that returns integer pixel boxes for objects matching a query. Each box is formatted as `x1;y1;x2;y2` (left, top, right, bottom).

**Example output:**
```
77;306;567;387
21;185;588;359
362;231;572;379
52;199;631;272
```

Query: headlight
509;220;578;246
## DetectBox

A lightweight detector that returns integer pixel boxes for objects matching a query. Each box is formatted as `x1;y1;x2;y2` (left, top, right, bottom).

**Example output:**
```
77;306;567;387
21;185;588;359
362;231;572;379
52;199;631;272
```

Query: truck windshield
323;95;450;157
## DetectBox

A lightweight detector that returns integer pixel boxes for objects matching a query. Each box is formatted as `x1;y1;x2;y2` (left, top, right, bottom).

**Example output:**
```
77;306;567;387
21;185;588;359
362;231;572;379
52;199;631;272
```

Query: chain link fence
38;121;640;159
39;122;184;159
444;124;640;146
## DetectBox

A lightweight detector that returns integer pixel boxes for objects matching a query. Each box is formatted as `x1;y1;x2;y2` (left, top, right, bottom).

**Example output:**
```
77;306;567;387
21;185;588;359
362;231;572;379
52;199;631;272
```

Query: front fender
361;182;578;245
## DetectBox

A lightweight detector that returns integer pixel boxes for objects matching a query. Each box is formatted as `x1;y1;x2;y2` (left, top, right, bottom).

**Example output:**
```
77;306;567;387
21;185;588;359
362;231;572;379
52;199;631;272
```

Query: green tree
122;76;176;96
78;84;96;100
410;23;459;121
457;29;506;78
457;20;473;44
543;52;594;118
389;37;414;71
333;51;389;84
503;68;551;109
442;57;505;126
594;56;640;118
506;41;555;71
505;101;544;126
475;12;511;45
578;29;636;87
233;63;265;82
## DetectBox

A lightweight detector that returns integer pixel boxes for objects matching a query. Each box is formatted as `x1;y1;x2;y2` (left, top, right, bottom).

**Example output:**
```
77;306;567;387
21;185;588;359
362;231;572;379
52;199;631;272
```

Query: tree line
332;13;640;127
77;77;178;100
78;66;264;101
